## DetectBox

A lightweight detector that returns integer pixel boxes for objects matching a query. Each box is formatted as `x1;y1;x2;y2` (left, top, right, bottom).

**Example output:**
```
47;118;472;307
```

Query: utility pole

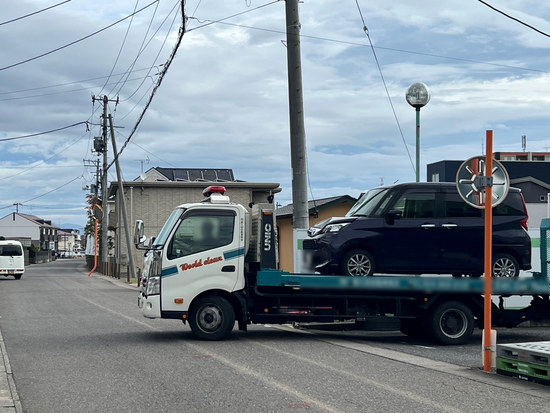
101;95;109;263
285;0;309;229
285;0;309;271
109;115;137;282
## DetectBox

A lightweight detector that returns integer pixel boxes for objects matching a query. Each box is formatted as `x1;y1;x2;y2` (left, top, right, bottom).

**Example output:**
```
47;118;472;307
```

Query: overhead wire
0;176;84;209
0;0;71;26
129;139;178;167
107;0;187;170
0;0;160;72
120;2;180;102
109;0;165;97
0;122;88;142
478;0;550;38
354;0;415;174
96;0;142;96
190;19;550;74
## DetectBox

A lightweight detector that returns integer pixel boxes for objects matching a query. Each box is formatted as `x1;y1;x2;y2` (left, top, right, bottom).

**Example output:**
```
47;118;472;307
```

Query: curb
77;263;139;291
0;327;22;413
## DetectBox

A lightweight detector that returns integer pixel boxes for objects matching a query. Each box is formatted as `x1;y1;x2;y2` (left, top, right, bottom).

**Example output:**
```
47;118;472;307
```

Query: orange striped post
483;130;494;372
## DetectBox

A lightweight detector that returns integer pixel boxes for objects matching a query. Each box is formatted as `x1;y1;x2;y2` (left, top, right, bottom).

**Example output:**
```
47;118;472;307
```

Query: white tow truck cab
135;186;550;344
136;185;276;340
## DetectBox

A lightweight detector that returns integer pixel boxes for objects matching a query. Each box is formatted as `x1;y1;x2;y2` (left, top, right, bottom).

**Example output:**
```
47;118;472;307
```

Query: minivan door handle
421;224;436;228
442;223;458;228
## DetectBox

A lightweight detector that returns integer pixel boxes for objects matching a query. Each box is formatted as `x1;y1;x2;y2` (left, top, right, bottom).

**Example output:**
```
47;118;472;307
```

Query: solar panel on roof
188;170;202;181
217;170;233;181
203;170;217;181
173;170;190;181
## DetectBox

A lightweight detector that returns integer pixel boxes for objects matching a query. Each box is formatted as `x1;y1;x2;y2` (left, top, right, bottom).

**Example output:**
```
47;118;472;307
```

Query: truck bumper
138;293;161;318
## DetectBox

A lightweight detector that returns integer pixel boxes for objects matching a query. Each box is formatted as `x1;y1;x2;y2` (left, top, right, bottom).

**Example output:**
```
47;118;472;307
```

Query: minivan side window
444;192;482;218
392;191;436;219
168;211;235;260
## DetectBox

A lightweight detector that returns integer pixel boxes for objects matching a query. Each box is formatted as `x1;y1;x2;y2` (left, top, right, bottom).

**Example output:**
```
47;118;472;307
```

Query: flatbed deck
257;269;550;295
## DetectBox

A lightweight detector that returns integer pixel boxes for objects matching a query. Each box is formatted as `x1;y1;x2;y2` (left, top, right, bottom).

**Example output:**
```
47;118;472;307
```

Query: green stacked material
541;219;550;279
497;341;550;385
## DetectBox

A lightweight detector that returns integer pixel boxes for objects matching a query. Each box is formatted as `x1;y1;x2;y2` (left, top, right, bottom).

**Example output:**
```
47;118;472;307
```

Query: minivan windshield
346;188;389;217
152;208;185;247
0;245;23;256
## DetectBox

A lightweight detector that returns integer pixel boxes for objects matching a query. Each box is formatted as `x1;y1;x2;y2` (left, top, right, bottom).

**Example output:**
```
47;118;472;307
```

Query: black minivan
304;182;531;277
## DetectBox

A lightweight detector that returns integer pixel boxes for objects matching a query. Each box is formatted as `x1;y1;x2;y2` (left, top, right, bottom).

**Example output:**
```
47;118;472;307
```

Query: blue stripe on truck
161;266;178;277
224;248;245;260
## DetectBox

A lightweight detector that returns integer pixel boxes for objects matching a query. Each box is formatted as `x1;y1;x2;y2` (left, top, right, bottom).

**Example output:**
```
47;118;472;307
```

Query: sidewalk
0;327;21;413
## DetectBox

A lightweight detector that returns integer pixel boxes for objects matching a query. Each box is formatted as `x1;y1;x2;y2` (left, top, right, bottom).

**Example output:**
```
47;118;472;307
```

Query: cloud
1;0;550;226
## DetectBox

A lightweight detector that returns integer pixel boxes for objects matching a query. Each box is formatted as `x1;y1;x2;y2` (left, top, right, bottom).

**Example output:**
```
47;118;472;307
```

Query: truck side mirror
134;220;147;246
385;209;402;225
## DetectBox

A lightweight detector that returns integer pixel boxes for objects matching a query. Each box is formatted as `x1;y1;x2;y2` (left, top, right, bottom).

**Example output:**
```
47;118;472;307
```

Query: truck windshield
0;245;23;256
152;208;185;247
346;188;389;217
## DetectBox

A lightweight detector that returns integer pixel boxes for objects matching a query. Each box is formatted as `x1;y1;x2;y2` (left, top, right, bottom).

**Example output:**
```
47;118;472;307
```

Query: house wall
113;184;277;276
278;203;354;273
0;214;39;242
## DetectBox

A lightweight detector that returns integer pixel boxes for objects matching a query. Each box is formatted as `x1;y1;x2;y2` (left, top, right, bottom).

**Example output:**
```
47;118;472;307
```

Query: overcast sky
1;0;550;228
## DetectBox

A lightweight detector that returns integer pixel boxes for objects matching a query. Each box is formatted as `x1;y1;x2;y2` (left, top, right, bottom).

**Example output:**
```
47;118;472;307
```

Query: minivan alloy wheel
492;253;520;277
342;249;375;276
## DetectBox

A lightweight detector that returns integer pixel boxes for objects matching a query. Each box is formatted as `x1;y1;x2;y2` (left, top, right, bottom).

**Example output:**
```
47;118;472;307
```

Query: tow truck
135;186;550;344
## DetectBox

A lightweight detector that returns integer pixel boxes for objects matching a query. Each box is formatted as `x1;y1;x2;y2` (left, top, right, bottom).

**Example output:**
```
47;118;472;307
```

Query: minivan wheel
342;249;375;276
492;253;520;277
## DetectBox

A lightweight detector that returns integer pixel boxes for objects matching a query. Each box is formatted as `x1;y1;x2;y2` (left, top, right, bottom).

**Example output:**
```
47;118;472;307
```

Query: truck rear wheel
189;295;235;341
427;301;474;345
14;274;22;280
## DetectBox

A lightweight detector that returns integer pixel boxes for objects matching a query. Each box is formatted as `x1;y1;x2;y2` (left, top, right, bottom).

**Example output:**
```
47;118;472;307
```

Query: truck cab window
168;212;235;260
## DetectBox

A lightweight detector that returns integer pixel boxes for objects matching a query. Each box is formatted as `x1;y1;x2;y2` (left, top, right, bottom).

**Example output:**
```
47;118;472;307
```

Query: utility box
541;219;550;278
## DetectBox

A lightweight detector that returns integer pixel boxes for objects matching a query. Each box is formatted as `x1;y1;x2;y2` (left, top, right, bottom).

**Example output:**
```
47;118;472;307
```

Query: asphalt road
1;260;550;413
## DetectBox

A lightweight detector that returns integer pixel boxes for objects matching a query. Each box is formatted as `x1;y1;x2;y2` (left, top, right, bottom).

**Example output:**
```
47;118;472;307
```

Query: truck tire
427;301;474;345
341;249;375;276
492;253;519;277
189;295;235;341
14;275;22;280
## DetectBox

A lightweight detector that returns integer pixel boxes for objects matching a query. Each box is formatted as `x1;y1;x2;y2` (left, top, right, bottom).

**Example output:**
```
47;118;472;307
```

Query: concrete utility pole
101;95;109;263
108;115;137;282
285;0;309;230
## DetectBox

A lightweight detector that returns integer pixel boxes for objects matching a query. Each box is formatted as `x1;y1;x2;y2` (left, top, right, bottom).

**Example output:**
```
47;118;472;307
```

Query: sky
1;0;550;228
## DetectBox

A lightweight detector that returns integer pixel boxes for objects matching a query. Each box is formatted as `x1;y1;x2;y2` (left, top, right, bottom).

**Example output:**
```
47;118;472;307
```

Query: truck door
161;208;243;313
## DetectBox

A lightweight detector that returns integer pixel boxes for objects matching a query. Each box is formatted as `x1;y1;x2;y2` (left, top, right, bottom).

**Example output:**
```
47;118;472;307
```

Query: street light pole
406;83;430;182
415;108;420;183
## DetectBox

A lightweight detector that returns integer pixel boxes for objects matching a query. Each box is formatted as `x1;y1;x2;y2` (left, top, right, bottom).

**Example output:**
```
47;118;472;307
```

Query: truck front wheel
427;301;474;345
189;295;235;341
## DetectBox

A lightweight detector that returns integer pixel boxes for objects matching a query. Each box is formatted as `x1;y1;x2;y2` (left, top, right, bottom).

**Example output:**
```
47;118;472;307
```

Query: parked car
0;240;25;279
304;182;531;277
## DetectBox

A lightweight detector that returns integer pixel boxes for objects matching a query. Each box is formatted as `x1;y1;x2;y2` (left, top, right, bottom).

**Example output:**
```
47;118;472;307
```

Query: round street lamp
406;82;431;182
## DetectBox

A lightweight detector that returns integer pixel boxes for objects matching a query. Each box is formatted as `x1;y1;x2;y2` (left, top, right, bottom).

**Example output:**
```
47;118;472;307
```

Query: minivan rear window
494;192;525;216
0;245;23;256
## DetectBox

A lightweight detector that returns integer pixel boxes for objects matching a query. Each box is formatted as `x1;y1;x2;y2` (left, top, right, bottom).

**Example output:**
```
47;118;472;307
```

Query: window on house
431;173;439;183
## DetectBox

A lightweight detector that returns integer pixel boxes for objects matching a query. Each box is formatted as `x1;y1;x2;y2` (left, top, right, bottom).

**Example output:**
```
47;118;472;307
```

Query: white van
0;240;25;280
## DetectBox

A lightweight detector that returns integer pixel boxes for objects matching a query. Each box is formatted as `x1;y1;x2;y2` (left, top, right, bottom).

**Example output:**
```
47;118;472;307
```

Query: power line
20;176;83;205
107;0;187;170
354;0;415;174
111;0;175;97
192;19;550;74
121;2;180;101
0;67;152;97
0;0;71;26
0;122;88;142
0;75;152;102
129;139;177;167
186;0;281;33
0;0;160;72
96;0;142;96
478;0;550;38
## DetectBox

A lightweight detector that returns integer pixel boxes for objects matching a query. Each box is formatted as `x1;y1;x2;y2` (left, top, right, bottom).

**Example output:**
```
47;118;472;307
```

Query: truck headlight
324;223;349;233
146;251;162;296
146;276;161;296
